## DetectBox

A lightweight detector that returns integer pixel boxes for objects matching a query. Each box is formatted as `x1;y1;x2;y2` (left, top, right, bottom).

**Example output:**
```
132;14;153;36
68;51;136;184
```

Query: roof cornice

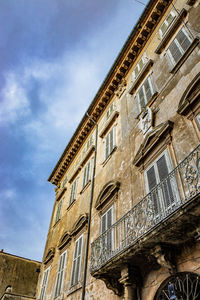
48;0;172;185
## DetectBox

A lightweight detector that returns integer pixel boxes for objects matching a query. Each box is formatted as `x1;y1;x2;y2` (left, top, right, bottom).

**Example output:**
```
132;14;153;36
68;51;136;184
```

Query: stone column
119;265;137;300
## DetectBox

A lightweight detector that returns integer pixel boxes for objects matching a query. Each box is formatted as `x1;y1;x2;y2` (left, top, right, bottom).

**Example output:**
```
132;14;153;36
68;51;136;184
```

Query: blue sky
0;0;148;261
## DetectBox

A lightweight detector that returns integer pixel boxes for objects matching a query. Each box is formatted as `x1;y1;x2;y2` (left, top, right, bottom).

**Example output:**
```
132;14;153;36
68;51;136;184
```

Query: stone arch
95;180;120;210
154;271;200;300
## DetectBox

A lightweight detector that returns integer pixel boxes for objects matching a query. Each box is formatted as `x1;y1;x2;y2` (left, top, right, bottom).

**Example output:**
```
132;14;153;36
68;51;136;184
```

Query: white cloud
0;73;30;123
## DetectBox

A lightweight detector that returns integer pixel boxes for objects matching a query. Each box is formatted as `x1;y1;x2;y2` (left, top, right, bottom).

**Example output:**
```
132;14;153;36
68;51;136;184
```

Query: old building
36;0;200;299
0;251;41;300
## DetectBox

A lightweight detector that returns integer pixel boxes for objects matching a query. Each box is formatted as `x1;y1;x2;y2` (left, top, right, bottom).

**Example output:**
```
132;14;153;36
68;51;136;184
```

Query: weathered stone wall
0;252;41;300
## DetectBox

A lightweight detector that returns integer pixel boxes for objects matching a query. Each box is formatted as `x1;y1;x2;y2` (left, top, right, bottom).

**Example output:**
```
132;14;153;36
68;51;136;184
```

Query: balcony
91;145;200;274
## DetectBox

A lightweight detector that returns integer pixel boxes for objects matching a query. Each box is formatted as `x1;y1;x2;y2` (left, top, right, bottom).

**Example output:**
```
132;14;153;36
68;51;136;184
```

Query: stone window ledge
155;9;187;54
80;180;91;194
67;282;82;296
99;110;119;138
170;38;200;74
102;146;117;167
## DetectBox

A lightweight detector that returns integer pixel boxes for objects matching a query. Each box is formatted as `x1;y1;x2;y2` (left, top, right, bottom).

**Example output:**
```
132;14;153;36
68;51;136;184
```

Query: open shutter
71;236;83;286
105;134;109;160
146;166;160;216
55;251;67;297
144;77;153;103
138;86;146;109
40;268;50;300
101;214;106;234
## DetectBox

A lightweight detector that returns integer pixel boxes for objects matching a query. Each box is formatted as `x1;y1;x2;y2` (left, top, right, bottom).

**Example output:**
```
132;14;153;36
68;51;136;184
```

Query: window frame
82;160;92;189
54;250;67;298
136;75;154;111
69;178;78;206
167;27;192;66
159;10;176;38
55;198;63;224
104;126;116;161
39;266;50;300
70;234;84;287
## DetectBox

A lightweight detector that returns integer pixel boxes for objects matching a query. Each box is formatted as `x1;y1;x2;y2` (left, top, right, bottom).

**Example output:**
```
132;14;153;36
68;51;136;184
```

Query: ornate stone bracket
151;245;176;274
97;275;123;296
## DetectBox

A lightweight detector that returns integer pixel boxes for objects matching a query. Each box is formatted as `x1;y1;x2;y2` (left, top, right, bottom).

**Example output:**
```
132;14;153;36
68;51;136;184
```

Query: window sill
80;180;91;194
170;38;200;74
129;59;154;94
67;200;76;211
67;282;82;296
102;146;117;167
53;219;61;228
155;9;187;54
99;110;119;138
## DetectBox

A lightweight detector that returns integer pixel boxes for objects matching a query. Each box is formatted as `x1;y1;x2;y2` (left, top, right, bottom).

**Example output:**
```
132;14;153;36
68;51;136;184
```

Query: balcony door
145;151;177;218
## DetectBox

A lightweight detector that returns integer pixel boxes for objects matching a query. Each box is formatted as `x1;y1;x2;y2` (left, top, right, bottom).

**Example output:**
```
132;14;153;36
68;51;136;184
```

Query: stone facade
36;0;200;299
0;251;41;300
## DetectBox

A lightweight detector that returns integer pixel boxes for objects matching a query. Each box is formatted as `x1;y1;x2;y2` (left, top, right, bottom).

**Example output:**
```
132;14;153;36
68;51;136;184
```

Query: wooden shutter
71;236;83;286
176;29;191;52
138;85;146;109
55;251;67;297
146;165;160;216
40;268;50;300
144;77;153;102
105;134;110;160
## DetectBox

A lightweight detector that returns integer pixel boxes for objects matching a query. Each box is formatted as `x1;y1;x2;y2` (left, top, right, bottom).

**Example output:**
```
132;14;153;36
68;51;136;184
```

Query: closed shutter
71;236;83;286
101;206;113;250
157;154;174;208
168;40;182;64
55;251;67;298
40;268;50;300
83;161;91;188
55;199;62;224
70;178;78;205
144;77;153;102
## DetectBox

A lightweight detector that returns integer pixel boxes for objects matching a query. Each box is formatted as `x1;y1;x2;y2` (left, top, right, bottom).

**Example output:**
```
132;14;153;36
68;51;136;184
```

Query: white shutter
55;199;63;224
40;267;50;300
54;251;67;298
71;235;83;286
69;178;78;205
159;11;176;37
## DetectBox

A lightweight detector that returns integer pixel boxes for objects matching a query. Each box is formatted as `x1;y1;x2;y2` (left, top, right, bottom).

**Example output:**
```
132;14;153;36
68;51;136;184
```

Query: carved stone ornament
70;213;88;236
58;231;71;250
139;106;153;136
43;247;55;265
151;245;176;274
97;275;123;296
114;78;127;98
95;181;120;210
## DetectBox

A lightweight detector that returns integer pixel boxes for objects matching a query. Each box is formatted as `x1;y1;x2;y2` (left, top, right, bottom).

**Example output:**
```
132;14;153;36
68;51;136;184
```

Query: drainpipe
81;113;98;300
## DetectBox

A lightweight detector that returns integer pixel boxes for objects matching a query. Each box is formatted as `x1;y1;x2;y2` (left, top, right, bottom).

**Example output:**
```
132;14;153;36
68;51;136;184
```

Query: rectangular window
40;267;50;300
55;199;63;224
82;160;91;188
71;235;83;286
195;113;200;130
159;11;176;37
101;206;113;251
106;103;114;120
145;151;178;218
134;57;145;79
54;251;67;298
69;178;78;206
136;76;154;110
85;135;93;152
167;28;192;65
105;126;116;160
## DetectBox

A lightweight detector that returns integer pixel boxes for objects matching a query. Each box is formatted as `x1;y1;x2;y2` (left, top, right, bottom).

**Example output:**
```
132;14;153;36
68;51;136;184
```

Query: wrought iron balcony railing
90;145;200;273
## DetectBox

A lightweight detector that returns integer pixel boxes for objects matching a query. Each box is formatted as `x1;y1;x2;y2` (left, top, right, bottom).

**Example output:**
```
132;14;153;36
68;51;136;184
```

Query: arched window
154;272;200;300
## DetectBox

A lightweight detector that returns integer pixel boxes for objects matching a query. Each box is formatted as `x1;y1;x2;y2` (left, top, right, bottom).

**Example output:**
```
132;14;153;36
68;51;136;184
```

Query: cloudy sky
0;0;148;261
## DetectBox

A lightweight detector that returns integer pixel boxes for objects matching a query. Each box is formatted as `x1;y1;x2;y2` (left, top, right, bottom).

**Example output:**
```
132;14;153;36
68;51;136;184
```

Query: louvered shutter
168;40;182;64
55;251;67;297
144;77;153;102
110;127;114;153
105;134;109;160
83;165;87;188
138;86;145;109
107;208;113;250
71;241;78;285
146;166;160;216
71;236;83;286
176;29;191;52
157;154;174;208
40;268;50;300
160;22;168;36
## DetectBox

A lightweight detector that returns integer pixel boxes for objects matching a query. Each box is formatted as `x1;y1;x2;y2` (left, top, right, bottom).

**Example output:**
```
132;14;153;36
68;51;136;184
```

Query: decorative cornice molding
71;213;88;236
95;181;120;210
48;0;172;185
43;247;55;265
133;120;174;167
55;187;67;202
58;232;71;250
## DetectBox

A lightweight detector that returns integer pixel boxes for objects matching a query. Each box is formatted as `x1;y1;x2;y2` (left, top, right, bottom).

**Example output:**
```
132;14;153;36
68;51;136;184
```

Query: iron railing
90;145;200;273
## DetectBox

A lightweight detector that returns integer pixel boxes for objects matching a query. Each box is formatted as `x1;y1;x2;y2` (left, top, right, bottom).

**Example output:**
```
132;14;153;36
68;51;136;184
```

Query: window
195;113;200;130
145;151;178;218
82;160;91;188
101;206;114;251
167;28;192;65
71;235;83;286
159;11;176;37
133;56;146;79
55;199;63;224
105;126;116;160
54;251;67;298
40;267;50;300
106;103;114;120
136;76;154;110
85;135;93;152
69;178;78;206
